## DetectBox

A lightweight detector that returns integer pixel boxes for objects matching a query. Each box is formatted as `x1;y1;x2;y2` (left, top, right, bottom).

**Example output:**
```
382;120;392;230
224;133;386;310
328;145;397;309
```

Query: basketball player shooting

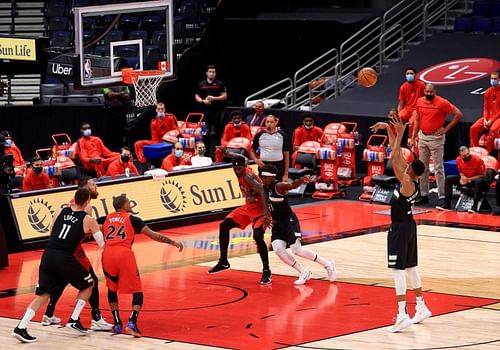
370;114;431;333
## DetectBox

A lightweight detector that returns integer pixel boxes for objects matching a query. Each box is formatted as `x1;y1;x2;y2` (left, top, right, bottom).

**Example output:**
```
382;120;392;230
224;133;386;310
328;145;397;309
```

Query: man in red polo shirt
292;114;323;151
469;71;500;152
409;83;463;204
161;142;191;171
134;102;178;165
106;147;140;178
214;110;252;162
436;146;490;212
22;157;50;191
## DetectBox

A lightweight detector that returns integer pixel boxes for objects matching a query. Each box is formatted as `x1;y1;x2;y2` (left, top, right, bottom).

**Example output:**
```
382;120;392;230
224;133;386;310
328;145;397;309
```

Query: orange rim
122;68;165;84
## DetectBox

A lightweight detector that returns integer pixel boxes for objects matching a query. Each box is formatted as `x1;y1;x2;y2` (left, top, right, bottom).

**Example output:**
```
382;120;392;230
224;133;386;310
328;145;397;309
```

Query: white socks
18;308;35;329
70;299;86;321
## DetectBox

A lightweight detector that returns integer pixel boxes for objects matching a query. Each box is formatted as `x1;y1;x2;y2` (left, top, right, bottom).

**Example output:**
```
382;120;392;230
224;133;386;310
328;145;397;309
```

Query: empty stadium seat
472;0;491;17
117;45;139;57
141;15;163;32
41;84;65;104
73;0;90;7
103;30;124;44
119;15;140;33
454;16;473;32
144;45;160;69
93;45;110;56
50;31;71;47
128;30;149;42
494;0;500;16
48;16;69;32
472;16;493;33
46;0;66;18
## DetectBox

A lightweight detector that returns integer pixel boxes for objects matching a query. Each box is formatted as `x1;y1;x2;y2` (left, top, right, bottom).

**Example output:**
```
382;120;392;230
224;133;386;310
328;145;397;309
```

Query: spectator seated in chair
191;141;213;167
134;102;178;165
1;130;26;176
106;147;140;179
291;114;323;167
75;121;120;177
161;141;191;171
215;110;252;163
436;146;490;213
22;157;50;192
245;100;267;127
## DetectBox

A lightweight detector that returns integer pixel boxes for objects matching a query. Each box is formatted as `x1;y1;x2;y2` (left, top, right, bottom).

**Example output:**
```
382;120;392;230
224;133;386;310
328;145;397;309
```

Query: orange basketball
357;67;378;88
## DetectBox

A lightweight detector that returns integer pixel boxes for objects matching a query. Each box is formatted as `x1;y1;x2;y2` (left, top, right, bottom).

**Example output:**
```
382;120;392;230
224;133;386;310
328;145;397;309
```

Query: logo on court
417;58;500;86
160;179;187;213
27;199;54;233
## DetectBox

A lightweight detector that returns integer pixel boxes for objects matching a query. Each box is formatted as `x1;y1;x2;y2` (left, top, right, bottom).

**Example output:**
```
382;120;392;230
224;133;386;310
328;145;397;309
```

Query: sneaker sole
91;325;113;331
125;328;142;338
412;311;432;324
207;266;230;274
12;332;37;343
386;320;411;333
66;324;90;335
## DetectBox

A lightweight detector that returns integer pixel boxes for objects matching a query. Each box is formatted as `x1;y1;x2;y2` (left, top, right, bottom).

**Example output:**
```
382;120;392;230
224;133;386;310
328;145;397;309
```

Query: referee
250;115;290;182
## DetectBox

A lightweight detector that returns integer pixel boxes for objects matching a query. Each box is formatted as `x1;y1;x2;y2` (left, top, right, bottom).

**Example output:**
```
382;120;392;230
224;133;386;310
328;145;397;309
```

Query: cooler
144;143;172;159
444;160;458;176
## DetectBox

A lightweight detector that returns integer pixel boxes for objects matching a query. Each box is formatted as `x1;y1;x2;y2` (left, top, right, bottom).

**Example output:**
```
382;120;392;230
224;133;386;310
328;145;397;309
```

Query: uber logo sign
48;62;73;76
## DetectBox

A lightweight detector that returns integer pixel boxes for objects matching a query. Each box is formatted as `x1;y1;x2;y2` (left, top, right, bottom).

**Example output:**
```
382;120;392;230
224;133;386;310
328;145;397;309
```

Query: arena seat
472;16;493;33
454;16;473;32
472;0;492;17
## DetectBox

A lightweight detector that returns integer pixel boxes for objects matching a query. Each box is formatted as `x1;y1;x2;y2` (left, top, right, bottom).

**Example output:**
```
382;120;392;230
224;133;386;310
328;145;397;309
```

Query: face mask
121;155;130;163
4;139;12;147
425;94;434;101
83;129;92;137
33;166;43;174
175;150;183;158
255;107;264;114
197;148;206;156
304;124;313;130
491;79;499;88
157;112;165;119
233;121;241;128
406;74;415;82
462;155;472;162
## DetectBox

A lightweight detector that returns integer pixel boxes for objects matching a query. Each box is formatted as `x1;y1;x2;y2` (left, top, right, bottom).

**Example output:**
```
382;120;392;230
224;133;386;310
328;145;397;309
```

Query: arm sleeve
97;138;116;158
252;131;262;151
280;130;291;152
77;139;91;163
130;215;146;232
398;85;405;102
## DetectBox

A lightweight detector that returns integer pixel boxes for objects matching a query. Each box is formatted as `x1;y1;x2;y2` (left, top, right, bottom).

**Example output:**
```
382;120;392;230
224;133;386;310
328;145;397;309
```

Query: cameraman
0;134;15;194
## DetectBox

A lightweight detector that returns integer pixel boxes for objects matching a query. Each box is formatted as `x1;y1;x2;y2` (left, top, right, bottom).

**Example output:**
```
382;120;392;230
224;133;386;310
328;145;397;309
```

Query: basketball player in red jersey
208;155;272;284
42;176;112;331
99;194;183;337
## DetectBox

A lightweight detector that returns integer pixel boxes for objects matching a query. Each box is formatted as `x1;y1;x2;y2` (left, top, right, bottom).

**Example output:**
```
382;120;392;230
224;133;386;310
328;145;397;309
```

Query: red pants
134;139;155;163
470;118;500;152
81;154;119;177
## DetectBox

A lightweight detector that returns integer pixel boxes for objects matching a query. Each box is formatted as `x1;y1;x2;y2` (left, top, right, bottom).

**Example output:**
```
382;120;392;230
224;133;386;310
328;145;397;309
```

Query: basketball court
1;200;499;349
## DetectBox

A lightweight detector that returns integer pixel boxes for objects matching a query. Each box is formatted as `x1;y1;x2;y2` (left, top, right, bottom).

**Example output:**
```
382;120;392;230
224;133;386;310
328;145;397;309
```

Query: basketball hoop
122;68;167;108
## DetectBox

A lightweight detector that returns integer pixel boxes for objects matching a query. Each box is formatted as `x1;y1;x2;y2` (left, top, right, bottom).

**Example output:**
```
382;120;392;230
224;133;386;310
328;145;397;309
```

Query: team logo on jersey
160;179;187;213
27;198;54;233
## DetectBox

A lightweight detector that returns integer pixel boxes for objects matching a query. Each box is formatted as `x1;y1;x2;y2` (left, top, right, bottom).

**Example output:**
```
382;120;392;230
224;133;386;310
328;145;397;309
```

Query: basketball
357;67;378;88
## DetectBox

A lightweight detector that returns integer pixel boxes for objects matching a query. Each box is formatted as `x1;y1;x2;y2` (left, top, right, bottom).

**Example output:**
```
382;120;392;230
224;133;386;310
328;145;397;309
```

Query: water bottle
125;168;130;177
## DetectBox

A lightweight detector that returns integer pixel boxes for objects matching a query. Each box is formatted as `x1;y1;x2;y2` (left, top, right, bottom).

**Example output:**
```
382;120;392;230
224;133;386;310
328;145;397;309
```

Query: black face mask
425;94;435;101
121;155;130;163
33;166;43;174
462;155;472;162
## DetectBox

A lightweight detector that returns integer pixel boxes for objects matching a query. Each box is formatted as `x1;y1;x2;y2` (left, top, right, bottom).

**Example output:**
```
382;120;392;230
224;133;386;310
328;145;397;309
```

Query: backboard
74;0;173;89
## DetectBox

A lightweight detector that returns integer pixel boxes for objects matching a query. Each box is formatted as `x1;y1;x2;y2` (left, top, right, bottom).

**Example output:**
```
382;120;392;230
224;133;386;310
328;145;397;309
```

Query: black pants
444;175;489;204
202;109;224;159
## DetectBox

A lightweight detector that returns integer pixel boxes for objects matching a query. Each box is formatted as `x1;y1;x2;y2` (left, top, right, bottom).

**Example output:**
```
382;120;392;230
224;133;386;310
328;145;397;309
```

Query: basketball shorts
102;247;142;294
387;221;418;270
271;211;302;246
227;203;265;230
74;244;92;271
36;248;93;295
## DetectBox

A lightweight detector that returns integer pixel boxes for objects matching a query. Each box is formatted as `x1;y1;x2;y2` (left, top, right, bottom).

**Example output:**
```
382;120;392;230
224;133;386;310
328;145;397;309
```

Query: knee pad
107;290;118;303
132;292;144;306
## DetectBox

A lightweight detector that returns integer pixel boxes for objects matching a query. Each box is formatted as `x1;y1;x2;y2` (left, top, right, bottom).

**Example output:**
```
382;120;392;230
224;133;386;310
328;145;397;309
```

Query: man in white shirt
191;141;213;167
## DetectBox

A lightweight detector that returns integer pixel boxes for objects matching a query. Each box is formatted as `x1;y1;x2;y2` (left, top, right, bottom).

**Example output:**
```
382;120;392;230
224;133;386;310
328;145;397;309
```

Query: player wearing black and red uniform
208;155;272;284
99;194;183;337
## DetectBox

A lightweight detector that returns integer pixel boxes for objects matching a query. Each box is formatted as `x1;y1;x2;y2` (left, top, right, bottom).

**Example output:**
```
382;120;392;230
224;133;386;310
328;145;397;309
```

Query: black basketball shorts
387;221;418;270
271;211;302;246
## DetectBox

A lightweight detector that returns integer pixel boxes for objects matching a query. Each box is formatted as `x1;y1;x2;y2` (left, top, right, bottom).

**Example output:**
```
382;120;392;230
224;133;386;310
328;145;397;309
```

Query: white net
132;74;166;108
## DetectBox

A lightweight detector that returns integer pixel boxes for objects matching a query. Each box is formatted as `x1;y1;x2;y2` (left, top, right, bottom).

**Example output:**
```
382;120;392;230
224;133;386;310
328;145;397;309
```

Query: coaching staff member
409;83;462;204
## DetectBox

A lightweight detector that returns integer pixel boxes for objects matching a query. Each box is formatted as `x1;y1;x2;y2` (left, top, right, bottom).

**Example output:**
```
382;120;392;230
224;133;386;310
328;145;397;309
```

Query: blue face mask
406;74;415;82
233;121;241;128
491;79;499;88
4;139;12;147
175;149;183;158
83;128;92;137
157;112;165;119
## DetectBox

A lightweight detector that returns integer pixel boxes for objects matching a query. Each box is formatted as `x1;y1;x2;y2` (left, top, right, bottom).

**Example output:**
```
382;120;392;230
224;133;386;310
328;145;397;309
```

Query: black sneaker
416;196;428;204
260;269;272;285
66;318;89;334
208;260;230;274
12;327;37;343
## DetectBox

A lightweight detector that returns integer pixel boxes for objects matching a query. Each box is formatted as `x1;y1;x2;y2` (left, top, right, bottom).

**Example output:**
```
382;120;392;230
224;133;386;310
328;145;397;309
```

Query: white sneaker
294;270;312;285
412;304;432;324
325;260;337;282
90;317;113;331
41;314;61;326
387;314;411;333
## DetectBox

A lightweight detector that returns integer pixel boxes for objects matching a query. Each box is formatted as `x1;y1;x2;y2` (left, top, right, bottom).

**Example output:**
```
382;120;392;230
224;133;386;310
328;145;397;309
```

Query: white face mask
83;129;92;137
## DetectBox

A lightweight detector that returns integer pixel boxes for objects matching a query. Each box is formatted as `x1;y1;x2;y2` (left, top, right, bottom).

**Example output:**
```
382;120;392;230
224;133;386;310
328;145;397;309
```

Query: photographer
0;134;15;194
